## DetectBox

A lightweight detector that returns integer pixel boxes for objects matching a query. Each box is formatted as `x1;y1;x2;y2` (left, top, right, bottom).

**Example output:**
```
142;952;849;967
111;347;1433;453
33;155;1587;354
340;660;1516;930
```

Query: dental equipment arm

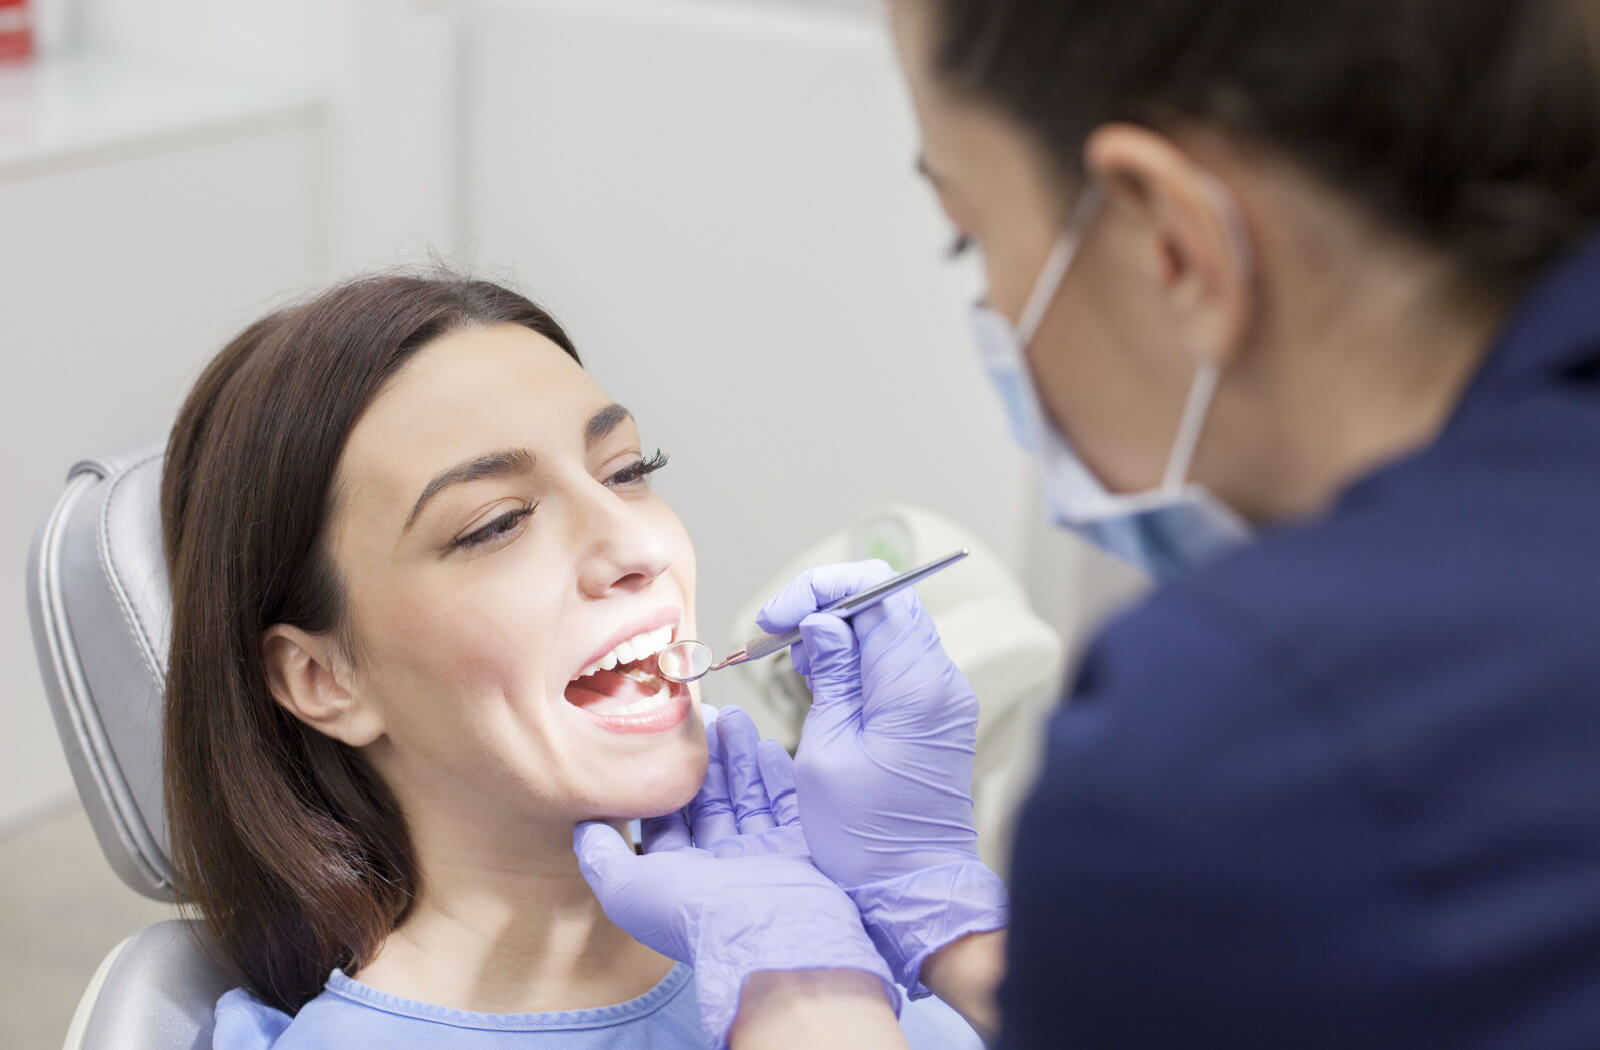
757;562;1010;1002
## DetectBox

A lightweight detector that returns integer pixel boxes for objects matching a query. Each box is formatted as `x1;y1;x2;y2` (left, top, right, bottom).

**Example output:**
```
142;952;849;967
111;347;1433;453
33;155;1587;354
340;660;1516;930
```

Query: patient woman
161;274;713;1046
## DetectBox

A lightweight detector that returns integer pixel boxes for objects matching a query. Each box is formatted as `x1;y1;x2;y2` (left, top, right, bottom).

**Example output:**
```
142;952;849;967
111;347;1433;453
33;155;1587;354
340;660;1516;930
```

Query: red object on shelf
0;0;33;63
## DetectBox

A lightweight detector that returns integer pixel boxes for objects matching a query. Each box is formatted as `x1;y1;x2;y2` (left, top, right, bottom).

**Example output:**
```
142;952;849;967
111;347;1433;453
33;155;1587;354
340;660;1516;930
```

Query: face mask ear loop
1162;361;1219;493
1161;177;1251;494
1016;184;1104;347
1200;174;1255;280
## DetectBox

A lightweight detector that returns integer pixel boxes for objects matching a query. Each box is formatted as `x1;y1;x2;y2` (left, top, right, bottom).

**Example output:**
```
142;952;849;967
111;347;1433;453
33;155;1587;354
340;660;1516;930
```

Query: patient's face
325;322;707;830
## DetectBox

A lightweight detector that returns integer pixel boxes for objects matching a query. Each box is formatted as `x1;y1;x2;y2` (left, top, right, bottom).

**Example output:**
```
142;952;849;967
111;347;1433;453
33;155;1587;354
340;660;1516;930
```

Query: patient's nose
574;488;672;599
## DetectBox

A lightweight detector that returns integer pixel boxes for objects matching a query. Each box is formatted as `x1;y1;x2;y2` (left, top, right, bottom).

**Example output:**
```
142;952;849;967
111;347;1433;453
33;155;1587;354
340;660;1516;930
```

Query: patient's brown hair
161;274;578;1012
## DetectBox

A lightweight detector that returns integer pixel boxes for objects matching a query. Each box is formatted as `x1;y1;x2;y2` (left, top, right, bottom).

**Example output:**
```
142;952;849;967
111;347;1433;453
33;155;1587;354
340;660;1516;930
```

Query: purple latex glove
758;561;1009;997
575;707;899;1049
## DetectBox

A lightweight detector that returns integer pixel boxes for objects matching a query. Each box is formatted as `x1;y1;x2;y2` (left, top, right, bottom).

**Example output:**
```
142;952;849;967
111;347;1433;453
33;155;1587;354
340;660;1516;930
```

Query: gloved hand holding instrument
757;559;1009;999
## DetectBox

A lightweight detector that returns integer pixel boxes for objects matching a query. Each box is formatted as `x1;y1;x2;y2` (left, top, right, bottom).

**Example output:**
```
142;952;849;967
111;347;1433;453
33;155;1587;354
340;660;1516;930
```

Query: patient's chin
598;749;709;821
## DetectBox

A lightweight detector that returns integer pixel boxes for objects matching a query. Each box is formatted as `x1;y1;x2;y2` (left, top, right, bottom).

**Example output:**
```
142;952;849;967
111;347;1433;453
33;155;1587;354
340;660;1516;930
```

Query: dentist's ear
261;625;385;747
1084;123;1256;369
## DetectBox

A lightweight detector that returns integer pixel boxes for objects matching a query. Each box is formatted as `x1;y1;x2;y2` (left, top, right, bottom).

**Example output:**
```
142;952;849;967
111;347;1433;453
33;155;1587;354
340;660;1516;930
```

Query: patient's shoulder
212;983;397;1049
212;988;291;1050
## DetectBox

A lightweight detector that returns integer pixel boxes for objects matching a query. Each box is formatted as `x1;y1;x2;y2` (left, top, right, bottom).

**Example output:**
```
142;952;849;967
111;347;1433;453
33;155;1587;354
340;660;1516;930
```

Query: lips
564;607;691;734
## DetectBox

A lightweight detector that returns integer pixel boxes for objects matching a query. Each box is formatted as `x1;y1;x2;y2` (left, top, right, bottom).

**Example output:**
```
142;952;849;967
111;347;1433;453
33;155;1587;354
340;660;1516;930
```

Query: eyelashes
447;450;670;552
451;503;536;550
606;449;670;488
947;232;972;259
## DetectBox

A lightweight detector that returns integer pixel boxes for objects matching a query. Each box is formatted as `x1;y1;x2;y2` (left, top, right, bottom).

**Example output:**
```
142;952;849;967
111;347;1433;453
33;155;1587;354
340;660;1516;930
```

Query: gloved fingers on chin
756;560;896;634
755;738;801;828
708;823;806;861
717;708;779;833
642;810;693;854
686;731;740;847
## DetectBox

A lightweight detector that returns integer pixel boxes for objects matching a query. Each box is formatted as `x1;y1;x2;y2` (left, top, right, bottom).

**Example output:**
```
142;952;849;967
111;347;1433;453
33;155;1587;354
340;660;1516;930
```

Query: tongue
565;666;665;715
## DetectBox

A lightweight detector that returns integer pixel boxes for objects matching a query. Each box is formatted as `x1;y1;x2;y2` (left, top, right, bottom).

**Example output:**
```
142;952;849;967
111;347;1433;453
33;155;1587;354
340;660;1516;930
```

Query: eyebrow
402;404;635;534
915;154;946;190
585;402;633;449
403;448;535;533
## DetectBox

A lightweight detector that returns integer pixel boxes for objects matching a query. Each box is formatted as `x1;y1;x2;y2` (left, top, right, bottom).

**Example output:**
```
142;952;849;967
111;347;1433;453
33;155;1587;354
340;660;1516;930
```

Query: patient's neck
352;815;673;1014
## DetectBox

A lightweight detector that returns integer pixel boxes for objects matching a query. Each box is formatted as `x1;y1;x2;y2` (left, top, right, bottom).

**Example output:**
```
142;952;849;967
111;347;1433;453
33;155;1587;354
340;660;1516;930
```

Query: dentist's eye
451;503;535;551
607;449;670;488
946;232;972;260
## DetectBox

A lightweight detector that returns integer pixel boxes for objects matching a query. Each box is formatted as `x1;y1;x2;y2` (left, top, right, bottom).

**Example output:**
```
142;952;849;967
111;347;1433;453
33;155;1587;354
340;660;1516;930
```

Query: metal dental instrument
655;548;970;684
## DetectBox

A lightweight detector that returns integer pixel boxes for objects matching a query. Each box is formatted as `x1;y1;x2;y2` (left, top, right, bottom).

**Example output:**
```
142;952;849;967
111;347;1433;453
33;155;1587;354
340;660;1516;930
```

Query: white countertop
0;54;317;174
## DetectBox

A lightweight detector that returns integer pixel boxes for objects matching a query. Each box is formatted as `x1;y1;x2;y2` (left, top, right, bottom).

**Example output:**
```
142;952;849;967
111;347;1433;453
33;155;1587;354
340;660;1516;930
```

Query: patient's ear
261;624;384;747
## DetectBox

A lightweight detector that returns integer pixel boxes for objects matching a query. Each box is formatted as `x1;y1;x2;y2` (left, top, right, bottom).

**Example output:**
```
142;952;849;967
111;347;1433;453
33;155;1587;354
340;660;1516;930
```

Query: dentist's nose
572;485;672;599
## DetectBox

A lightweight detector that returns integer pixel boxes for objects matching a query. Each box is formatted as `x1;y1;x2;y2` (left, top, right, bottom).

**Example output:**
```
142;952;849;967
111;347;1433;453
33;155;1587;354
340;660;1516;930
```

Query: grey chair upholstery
26;438;236;1050
66;920;234;1050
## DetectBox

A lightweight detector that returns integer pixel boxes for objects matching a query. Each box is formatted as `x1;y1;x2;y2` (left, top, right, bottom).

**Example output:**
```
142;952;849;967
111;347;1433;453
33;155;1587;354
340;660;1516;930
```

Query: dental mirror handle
708;548;970;673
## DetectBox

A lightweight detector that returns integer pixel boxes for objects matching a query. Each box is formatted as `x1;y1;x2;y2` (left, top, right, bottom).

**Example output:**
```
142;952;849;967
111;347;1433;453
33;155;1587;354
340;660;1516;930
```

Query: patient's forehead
333;323;605;526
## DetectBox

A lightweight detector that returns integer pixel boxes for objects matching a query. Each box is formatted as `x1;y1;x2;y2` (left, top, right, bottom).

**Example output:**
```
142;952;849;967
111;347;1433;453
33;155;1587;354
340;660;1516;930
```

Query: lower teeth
610;685;672;716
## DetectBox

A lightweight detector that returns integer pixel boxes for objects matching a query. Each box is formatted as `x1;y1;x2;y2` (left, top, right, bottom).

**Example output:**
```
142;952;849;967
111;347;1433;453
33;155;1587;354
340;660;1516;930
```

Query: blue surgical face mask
970;183;1254;579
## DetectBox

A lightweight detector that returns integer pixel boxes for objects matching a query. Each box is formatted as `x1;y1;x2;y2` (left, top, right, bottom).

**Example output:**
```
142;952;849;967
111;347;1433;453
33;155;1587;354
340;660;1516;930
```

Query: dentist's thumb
574;821;636;894
573;822;690;968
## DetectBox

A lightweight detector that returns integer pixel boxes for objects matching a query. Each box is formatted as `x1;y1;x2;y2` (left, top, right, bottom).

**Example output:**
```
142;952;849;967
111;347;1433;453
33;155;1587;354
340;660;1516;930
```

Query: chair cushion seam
96;451;167;692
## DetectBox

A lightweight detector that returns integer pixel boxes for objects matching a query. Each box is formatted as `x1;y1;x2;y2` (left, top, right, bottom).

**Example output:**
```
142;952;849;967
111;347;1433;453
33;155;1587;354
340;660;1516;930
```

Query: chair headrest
27;437;175;900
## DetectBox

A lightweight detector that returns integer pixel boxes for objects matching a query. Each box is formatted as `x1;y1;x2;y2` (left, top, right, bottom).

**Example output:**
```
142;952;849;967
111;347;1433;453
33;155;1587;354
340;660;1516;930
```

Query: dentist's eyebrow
585;403;633;449
915;154;946;190
403;447;535;533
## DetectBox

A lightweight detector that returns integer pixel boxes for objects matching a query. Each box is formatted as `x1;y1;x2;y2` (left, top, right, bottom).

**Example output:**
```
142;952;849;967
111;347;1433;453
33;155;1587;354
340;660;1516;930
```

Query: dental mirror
657;639;714;683
654;548;970;685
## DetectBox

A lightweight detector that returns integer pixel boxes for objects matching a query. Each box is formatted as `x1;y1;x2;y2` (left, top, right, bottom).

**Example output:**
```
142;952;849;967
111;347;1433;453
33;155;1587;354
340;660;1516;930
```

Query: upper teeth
574;625;674;680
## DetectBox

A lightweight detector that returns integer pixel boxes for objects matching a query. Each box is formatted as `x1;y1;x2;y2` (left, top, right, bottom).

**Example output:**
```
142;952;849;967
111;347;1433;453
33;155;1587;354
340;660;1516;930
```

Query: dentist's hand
574;707;899;1050
758;561;1009;996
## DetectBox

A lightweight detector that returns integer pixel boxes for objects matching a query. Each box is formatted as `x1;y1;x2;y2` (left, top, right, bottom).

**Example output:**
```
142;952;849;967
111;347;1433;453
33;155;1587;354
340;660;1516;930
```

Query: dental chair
25;436;234;1050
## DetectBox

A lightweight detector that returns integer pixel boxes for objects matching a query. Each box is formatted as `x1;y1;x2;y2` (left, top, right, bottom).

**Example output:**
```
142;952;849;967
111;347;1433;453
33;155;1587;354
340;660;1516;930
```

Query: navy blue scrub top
1002;233;1600;1050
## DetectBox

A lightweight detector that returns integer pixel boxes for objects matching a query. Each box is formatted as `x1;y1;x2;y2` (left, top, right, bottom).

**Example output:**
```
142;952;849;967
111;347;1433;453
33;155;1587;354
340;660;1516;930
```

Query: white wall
465;0;1052;711
71;0;334;82
73;0;462;278
1;114;320;831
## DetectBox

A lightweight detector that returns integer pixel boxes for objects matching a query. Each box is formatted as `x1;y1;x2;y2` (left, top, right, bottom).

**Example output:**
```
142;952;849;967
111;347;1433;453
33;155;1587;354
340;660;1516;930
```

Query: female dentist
576;1;1600;1047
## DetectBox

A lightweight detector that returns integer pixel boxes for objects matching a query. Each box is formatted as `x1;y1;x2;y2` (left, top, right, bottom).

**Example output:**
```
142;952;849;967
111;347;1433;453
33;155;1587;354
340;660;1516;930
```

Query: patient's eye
606;449;669;488
451;503;535;551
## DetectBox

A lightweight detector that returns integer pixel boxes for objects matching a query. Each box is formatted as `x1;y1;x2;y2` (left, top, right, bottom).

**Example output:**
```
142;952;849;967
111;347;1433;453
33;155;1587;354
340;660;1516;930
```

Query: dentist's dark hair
161;273;578;1013
927;0;1600;289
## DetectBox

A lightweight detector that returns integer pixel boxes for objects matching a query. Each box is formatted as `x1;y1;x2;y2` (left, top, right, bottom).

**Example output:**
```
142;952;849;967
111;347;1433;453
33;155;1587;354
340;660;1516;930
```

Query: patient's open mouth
565;624;689;728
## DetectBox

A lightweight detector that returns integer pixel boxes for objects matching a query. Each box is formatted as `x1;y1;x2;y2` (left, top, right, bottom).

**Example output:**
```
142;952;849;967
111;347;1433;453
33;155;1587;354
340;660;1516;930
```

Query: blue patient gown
215;965;703;1049
214;963;981;1049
